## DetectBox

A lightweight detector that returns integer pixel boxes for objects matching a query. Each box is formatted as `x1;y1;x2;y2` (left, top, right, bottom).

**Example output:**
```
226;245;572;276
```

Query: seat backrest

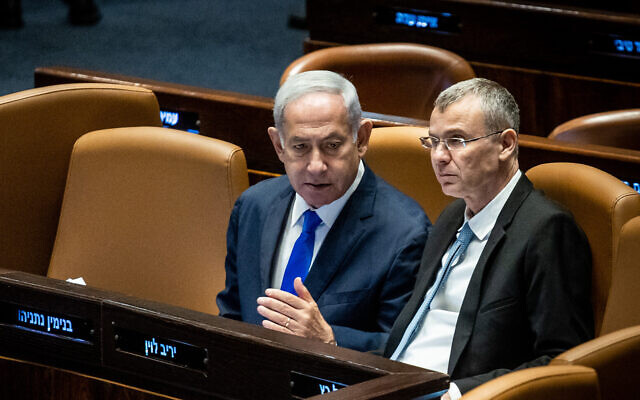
550;325;640;400
0;83;161;276
548;109;640;151
47;127;249;315
461;365;600;400
526;163;640;336
600;217;640;334
365;126;454;221
280;43;475;120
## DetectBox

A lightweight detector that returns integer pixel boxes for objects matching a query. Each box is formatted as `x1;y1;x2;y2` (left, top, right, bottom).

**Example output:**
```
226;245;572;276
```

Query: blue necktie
280;210;322;295
391;222;475;360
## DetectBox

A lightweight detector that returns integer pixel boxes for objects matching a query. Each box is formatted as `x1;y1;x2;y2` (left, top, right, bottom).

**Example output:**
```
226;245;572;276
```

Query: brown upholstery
365;126;454;221
600;217;640;334
461;365;600;400
47;127;249;315
548;109;640;150
0;83;161;276
526;163;640;335
280;43;475;120
550;325;640;400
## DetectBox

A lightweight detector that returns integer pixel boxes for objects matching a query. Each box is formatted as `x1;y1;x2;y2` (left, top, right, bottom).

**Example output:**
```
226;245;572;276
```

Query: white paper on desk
66;277;86;286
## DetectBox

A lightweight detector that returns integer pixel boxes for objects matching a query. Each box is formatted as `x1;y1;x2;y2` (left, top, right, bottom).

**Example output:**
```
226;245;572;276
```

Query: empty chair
548;109;640;151
47;127;249;315
461;365;600;400
526;162;640;336
365;126;455;221
0;83;161;276
280;43;475;120
550;325;640;400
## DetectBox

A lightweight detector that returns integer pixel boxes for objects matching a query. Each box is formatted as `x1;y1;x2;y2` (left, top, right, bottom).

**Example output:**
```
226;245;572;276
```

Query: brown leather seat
600;216;640;334
548;206;640;400
461;365;600;400
0;84;161;277
548;109;640;151
526;163;640;335
365;126;454;221
550;325;640;400
280;43;475;120
47;127;249;315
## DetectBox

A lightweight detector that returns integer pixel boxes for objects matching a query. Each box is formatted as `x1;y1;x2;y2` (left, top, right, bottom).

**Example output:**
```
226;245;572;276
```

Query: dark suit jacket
217;166;430;352
384;174;593;393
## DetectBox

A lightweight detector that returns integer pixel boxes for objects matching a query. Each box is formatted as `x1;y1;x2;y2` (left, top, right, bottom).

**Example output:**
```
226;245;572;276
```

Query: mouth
305;183;331;190
436;173;458;183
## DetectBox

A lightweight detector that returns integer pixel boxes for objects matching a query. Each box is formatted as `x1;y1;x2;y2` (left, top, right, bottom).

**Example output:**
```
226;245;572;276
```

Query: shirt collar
464;170;522;240
290;160;365;229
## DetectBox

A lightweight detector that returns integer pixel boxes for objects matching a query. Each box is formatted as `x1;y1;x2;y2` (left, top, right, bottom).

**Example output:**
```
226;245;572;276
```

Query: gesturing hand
257;277;336;345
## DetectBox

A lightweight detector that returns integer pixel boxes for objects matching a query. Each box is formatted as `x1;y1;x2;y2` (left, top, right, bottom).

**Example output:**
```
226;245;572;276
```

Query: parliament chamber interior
1;0;640;398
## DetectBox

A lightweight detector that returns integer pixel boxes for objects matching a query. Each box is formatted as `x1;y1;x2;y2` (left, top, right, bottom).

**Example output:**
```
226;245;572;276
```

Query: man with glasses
383;78;593;399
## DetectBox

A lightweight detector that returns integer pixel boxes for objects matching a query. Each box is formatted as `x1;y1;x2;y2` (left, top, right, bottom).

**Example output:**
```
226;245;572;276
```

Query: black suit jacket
217;165;430;351
384;174;593;393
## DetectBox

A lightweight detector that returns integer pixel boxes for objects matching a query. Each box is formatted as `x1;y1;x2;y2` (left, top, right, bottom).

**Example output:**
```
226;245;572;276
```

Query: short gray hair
434;78;520;133
273;70;361;143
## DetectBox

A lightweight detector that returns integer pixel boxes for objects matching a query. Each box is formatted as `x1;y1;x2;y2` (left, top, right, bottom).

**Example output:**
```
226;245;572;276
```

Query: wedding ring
285;317;291;329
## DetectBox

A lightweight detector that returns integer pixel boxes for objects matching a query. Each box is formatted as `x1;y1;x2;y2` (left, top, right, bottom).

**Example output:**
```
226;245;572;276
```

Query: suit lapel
259;184;294;293
303;166;376;300
384;200;465;357
415;211;464;297
448;175;534;374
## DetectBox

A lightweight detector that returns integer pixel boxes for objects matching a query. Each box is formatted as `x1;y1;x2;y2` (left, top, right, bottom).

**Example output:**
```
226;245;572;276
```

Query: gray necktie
390;222;475;360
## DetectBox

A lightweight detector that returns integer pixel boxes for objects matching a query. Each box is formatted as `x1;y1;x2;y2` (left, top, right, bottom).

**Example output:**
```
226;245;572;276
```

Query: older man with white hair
217;70;430;352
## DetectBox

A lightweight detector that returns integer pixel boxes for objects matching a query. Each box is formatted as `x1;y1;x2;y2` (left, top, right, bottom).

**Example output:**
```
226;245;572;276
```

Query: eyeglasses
419;130;504;151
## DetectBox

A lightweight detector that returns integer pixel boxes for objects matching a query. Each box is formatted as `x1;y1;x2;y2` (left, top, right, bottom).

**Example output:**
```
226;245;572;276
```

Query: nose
307;148;327;174
431;142;451;164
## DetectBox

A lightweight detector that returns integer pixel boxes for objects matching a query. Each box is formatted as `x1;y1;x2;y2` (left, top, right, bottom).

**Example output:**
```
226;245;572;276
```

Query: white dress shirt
396;170;522;400
271;160;365;288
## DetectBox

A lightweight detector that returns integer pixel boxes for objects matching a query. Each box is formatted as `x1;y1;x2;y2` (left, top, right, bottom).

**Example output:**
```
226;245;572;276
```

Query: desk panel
0;270;448;399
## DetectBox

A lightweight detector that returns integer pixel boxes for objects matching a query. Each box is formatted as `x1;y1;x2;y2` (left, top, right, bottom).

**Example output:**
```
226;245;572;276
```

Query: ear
356;119;373;158
498;128;518;161
268;127;286;163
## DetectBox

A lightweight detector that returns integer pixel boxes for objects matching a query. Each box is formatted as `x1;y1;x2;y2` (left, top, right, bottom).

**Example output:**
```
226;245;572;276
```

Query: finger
261;319;292;334
264;288;307;309
293;278;316;304
257;296;299;319
256;304;291;326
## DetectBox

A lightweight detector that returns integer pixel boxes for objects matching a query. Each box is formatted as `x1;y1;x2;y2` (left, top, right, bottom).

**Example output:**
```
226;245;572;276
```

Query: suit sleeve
454;212;594;393
333;215;430;351
215;197;243;320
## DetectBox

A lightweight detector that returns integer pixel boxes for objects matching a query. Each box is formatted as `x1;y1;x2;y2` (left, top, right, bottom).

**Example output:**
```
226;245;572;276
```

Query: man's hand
257;277;336;345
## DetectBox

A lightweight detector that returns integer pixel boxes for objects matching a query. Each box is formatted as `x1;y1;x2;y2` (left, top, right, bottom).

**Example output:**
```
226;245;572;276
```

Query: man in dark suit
383;78;593;399
216;70;430;352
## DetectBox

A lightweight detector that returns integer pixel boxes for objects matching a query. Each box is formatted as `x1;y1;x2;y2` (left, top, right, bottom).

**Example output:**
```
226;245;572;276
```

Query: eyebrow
429;128;467;138
289;132;346;142
323;132;345;141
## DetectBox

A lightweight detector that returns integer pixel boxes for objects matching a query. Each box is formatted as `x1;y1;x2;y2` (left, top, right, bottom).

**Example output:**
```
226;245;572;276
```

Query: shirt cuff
447;382;462;400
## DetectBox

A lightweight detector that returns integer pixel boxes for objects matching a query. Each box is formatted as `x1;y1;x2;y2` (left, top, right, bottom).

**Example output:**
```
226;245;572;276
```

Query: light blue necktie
391;222;475;360
280;210;322;295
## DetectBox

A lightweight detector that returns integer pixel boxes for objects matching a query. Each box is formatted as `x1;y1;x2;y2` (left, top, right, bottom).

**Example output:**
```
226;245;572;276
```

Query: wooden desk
34;66;428;184
33;66;640;189
0;270;448;399
303;0;640;137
